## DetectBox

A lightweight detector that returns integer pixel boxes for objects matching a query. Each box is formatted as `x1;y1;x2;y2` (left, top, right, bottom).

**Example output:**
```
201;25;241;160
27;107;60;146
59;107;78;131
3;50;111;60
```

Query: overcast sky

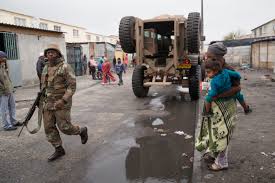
1;0;275;43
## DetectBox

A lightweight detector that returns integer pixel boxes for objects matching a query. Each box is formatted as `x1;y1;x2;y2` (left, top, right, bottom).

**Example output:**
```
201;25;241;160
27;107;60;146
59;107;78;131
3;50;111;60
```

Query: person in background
123;54;129;70
82;54;87;75
113;57;117;68
102;58;116;85
115;58;126;86
0;51;22;131
132;55;137;68
97;60;103;80
36;52;47;89
89;56;97;79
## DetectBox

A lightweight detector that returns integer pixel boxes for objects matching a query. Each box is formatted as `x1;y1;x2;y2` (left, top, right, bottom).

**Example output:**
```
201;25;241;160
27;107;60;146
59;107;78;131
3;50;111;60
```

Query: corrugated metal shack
251;36;275;70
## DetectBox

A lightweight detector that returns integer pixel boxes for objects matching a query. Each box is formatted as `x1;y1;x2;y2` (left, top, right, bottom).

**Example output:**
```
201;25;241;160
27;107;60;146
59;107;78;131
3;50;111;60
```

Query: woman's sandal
208;163;228;171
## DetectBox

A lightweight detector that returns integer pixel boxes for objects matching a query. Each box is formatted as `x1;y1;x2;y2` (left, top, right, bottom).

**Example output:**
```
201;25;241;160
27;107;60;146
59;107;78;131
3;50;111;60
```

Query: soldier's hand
54;100;65;109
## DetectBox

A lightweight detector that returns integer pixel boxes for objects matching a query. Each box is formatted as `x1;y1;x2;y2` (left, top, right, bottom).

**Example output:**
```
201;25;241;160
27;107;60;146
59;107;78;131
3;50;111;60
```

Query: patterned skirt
196;98;237;156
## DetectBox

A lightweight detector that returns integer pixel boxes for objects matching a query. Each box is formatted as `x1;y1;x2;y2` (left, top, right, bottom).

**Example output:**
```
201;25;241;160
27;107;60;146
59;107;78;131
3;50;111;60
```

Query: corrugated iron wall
252;40;275;69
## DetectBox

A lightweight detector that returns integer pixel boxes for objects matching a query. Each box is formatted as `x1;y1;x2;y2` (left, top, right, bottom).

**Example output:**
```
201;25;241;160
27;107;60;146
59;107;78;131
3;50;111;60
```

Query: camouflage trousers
43;108;80;147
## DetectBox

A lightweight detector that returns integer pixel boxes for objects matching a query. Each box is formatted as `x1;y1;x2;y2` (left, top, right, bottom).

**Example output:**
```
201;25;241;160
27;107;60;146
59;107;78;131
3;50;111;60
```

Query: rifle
18;88;45;137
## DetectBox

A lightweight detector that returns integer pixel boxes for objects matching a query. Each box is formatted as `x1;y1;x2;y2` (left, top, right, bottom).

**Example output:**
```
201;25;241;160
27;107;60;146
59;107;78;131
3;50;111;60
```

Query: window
144;31;150;38
54;25;61;32
14;17;26;26
86;35;91;41
259;27;262;36
39;23;48;30
262;25;266;34
73;29;79;37
0;32;19;60
96;36;100;42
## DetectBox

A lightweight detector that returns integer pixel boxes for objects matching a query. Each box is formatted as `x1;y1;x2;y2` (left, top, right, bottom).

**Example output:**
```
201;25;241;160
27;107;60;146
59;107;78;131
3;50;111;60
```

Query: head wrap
207;42;227;56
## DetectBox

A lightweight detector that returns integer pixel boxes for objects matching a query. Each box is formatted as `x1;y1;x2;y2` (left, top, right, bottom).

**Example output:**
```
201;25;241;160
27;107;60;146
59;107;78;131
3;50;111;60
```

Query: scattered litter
204;174;214;179
157;129;164;133
177;86;189;93
190;157;194;162
152;92;158;97
260;166;264;170
152;118;164;126
184;134;193;139
240;63;251;70
181;153;188;157
261;152;268;157
160;134;167;137
271;152;275;157
181;166;190;170
154;128;158;131
174;131;185;135
174;131;193;139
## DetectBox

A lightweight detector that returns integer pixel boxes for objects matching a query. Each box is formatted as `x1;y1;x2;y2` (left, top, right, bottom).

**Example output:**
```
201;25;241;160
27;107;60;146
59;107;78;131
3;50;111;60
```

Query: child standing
115;58;126;86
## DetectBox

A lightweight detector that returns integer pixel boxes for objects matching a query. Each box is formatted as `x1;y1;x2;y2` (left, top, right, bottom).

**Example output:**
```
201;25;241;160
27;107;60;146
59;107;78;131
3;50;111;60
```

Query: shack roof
0;22;65;33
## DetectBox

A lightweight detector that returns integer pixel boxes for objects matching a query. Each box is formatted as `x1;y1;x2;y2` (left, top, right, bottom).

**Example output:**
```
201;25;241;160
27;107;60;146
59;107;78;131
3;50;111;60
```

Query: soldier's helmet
44;44;62;57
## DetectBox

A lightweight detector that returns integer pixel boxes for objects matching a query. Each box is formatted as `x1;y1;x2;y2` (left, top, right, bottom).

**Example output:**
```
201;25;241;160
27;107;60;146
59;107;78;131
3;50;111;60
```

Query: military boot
48;146;65;162
80;127;88;144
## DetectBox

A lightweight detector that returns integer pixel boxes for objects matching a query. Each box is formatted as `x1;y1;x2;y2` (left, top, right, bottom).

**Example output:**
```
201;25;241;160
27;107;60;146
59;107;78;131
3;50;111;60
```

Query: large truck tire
119;16;136;53
186;12;201;54
189;65;201;100
132;65;149;98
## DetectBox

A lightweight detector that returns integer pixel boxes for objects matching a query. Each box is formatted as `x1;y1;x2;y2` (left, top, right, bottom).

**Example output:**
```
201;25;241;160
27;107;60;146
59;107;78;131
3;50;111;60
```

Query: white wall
17;33;66;85
253;20;275;38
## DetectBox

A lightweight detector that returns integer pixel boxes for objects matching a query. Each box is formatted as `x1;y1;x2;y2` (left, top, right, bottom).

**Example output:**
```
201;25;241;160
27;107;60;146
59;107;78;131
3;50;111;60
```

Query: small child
115;58;126;85
204;60;241;113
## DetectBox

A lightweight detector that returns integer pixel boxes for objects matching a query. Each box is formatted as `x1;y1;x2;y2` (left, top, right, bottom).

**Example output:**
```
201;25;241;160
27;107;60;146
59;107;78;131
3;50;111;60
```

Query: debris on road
261;152;269;157
204;174;214;179
181;166;190;170
152;118;164;126
174;131;193;139
174;131;185;135
160;134;167;137
184;134;193;139
182;153;188;157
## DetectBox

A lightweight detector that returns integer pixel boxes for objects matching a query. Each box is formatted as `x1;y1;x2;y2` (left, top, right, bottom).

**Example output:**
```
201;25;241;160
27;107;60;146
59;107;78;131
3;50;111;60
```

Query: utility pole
201;0;205;50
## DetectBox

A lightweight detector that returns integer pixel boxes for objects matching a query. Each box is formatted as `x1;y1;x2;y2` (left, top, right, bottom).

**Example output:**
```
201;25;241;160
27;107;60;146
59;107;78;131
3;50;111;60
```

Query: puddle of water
84;95;197;183
148;96;166;111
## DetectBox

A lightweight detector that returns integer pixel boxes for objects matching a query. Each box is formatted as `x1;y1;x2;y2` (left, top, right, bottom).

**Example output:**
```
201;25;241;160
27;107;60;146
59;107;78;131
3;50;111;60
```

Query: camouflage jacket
41;58;76;110
0;63;13;96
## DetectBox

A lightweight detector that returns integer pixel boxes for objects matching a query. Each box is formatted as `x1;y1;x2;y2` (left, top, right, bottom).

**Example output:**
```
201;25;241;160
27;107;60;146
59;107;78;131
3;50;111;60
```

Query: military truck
119;12;204;100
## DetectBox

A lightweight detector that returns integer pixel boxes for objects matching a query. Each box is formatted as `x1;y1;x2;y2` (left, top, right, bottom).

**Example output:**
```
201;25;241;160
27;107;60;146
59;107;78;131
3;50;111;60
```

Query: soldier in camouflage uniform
41;44;88;162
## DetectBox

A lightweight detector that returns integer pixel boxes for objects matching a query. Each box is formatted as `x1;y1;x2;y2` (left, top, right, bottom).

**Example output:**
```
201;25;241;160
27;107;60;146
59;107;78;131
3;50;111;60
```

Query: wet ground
0;71;199;183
